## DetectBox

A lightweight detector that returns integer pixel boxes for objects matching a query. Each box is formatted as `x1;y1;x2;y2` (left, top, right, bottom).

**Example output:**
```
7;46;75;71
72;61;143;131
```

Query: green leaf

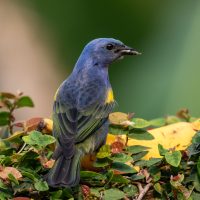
20;150;39;161
194;180;200;193
109;153;132;163
134;160;146;167
104;188;125;200
109;125;129;135
126;145;150;154
150;118;165;127
16;96;34;108
111;174;129;184
22;131;56;148
61;188;73;199
166;116;181;124
165;151;182;167
105;170;114;186
149;166;161;182
131;174;145;180
4;131;26;142
80;171;106;181
192;132;200;144
0;155;12;165
34;180;49;191
154;183;163;194
90;188;101;198
123;184;138;197
129;129;154;140
8;173;19;185
21;171;38;181
0;140;10;151
158;144;168;156
184;172;197;184
50;190;63;199
0;112;10;126
0;180;8;190
131;118;150;128
192;192;200;200
187;143;200;156
96;145;111;159
135;158;162;167
93;158;110;168
111;162;137;174
146;158;162;167
132;151;148;162
197;159;200;177
0;191;12;200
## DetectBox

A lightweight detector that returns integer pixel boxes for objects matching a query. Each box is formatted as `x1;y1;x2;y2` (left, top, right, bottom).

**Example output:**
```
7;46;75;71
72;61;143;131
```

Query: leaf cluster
1;93;200;199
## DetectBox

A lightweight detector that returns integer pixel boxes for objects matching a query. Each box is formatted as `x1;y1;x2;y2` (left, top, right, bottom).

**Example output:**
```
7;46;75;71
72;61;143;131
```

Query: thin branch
136;183;152;200
17;143;26;154
187;185;195;199
125;133;129;146
135;182;143;193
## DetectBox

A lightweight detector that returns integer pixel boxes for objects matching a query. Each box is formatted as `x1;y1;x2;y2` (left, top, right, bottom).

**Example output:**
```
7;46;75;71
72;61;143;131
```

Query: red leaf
171;174;181;181
111;137;125;154
81;185;90;197
13;122;24;128
25;117;43;132
43;159;55;169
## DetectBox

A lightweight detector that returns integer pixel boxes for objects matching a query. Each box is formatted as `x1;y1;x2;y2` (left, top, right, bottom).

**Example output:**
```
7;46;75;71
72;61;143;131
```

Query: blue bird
46;38;140;187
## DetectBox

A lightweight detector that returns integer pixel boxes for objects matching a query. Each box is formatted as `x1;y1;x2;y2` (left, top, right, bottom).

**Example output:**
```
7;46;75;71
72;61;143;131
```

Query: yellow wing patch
105;88;114;103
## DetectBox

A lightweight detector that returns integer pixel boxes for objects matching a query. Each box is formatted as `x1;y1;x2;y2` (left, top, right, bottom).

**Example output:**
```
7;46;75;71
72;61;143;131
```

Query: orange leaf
0;166;22;180
25;117;43;132
43;159;55;169
111;136;125;154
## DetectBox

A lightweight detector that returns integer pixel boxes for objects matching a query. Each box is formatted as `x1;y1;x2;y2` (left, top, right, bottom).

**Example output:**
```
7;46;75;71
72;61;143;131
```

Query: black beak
120;46;141;56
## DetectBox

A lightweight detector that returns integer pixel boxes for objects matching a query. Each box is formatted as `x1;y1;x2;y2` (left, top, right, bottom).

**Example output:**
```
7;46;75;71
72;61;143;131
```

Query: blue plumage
46;38;140;187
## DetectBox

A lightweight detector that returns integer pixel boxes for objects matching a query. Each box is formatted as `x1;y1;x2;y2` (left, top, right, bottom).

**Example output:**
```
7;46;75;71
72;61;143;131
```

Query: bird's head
81;38;141;66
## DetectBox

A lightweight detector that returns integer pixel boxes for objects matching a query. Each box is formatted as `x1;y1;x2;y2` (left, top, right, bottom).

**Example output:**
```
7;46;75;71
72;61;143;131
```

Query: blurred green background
1;0;200;119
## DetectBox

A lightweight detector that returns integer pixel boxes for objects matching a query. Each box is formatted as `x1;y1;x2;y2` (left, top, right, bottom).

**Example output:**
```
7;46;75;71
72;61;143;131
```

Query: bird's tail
45;149;82;188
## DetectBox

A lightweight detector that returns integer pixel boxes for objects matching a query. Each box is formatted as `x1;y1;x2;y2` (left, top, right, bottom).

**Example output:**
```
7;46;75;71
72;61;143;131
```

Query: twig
164;191;170;200
17;142;26;154
187;185;195;199
135;182;143;193
125;133;129;146
136;183;152;200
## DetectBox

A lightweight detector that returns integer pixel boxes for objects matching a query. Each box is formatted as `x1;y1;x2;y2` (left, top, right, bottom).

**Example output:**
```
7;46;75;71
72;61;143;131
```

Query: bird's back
57;67;109;111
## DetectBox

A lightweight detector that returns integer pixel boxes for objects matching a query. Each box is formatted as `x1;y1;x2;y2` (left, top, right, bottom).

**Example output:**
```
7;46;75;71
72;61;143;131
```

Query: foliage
0;92;200;199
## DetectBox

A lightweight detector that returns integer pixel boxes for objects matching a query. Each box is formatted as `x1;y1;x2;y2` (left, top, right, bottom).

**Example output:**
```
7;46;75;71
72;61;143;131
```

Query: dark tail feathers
45;150;82;188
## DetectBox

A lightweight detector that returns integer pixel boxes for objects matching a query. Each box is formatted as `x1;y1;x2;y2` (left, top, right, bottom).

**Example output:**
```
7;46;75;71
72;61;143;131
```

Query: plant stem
17;143;27;154
125;133;129;146
136;183;152;200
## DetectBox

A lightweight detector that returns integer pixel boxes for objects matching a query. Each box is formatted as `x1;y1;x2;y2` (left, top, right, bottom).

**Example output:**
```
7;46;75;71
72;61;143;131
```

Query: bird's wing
75;101;116;143
53;83;116;159
52;103;77;159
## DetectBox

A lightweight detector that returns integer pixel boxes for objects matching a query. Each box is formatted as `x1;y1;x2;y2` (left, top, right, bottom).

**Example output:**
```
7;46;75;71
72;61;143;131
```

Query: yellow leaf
107;122;197;159
109;112;128;125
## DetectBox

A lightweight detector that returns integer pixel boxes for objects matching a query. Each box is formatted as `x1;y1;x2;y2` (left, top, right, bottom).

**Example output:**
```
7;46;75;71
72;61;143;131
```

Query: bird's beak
120;46;141;56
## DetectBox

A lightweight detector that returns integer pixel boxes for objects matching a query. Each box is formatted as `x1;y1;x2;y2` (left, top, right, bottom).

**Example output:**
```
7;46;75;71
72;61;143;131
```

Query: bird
46;38;140;188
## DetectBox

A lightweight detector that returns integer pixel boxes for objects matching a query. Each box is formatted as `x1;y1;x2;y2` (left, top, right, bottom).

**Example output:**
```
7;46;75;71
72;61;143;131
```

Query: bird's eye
106;44;114;50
